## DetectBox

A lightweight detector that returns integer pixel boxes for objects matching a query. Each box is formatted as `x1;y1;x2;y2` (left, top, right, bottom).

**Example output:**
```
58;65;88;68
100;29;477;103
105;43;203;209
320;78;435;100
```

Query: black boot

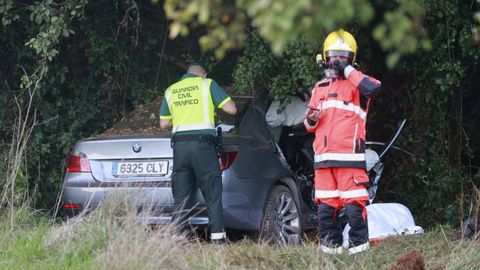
318;203;343;253
345;204;369;254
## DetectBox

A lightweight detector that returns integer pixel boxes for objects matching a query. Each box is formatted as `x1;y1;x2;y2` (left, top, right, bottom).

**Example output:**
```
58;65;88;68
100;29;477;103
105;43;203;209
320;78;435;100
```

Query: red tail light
219;152;238;171
63;203;81;209
66;152;91;173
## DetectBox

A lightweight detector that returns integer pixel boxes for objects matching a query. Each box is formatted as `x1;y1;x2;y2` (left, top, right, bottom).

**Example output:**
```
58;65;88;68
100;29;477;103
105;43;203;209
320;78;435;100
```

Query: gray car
62;91;318;245
61;90;404;245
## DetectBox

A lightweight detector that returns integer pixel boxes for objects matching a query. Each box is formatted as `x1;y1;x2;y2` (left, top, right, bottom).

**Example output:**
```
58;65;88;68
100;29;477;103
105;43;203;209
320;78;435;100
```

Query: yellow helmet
323;29;357;64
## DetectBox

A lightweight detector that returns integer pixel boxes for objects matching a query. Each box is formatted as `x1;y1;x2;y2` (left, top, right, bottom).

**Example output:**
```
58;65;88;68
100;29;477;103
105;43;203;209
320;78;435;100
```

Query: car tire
260;185;302;245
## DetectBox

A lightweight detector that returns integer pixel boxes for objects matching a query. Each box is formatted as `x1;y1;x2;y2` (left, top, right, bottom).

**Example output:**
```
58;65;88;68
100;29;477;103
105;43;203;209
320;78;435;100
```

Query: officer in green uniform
159;63;237;242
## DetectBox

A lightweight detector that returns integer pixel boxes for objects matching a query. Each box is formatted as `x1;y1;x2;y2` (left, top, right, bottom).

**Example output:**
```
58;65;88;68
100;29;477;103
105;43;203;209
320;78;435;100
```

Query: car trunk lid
73;136;173;182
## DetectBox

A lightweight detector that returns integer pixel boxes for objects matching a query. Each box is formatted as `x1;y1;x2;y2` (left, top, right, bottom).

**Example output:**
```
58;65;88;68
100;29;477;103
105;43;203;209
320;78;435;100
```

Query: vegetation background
0;0;479;236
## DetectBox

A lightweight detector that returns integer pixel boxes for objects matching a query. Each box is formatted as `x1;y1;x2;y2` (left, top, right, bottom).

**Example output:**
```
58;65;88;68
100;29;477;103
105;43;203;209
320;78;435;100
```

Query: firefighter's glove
333;60;350;77
306;108;321;125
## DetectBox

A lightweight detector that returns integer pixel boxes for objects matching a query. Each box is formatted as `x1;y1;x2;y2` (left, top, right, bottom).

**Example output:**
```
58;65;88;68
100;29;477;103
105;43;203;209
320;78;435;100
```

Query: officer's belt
172;134;217;144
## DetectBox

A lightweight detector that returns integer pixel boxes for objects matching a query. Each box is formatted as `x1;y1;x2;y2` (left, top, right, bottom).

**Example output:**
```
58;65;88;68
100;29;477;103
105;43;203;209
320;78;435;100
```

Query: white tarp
342;203;424;246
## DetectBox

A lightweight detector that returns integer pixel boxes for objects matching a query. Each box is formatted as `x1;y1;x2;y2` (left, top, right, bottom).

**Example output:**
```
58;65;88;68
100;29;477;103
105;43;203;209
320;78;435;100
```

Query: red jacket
305;68;381;169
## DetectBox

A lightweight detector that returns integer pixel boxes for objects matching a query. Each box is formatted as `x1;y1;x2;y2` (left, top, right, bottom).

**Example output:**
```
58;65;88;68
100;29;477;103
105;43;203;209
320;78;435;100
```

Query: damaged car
61;90;414;245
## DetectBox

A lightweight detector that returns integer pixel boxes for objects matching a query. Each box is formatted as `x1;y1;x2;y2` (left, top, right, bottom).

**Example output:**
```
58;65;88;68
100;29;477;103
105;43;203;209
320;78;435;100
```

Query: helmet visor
325;50;354;59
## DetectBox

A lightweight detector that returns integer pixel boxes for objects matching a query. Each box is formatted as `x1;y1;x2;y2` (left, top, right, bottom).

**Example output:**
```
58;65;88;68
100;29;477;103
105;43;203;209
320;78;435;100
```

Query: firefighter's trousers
315;167;369;247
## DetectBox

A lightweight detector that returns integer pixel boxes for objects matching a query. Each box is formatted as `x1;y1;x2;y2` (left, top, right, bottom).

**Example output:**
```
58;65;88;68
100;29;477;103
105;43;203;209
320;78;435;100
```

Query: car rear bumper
62;186;209;225
62;186;175;206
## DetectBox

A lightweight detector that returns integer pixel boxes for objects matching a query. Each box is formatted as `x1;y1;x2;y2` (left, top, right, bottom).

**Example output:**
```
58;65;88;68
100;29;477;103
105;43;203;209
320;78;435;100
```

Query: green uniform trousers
171;138;224;234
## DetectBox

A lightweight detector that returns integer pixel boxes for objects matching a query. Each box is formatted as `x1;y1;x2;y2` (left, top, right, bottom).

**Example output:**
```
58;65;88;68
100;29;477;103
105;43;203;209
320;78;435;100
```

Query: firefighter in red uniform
305;30;381;255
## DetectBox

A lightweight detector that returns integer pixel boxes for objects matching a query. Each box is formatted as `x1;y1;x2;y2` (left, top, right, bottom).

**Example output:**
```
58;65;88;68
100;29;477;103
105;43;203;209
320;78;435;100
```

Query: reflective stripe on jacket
305;69;381;169
165;77;215;133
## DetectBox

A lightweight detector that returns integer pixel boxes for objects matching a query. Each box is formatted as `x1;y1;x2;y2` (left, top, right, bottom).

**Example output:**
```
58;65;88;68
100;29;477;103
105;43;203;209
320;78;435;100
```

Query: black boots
318;203;370;255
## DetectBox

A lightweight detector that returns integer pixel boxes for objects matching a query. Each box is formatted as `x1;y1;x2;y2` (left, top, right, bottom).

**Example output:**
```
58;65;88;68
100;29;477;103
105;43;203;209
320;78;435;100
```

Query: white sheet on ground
342;203;424;247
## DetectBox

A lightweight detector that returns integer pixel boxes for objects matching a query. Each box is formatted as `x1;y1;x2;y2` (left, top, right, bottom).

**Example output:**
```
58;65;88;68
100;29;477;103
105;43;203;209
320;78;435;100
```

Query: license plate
112;160;169;177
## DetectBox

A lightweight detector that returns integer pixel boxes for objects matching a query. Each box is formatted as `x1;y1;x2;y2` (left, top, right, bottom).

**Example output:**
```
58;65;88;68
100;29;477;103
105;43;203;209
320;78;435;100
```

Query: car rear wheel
260;185;302;245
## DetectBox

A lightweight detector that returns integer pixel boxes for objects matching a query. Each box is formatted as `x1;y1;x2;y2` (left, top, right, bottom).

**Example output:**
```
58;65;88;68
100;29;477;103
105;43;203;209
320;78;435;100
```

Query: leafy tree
162;0;432;67
232;31;319;107
377;0;480;225
0;0;199;211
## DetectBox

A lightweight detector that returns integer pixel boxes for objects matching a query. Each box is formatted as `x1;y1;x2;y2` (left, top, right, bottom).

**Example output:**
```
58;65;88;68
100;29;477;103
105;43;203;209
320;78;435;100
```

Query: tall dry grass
1;65;44;231
1;192;479;270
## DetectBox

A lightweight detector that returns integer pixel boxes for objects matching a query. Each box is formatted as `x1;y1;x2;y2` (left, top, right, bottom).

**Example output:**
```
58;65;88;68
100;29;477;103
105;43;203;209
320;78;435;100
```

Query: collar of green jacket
181;73;200;80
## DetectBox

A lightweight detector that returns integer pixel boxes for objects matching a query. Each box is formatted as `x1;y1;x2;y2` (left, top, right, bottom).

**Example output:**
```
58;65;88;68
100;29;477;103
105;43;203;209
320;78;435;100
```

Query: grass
0;203;479;270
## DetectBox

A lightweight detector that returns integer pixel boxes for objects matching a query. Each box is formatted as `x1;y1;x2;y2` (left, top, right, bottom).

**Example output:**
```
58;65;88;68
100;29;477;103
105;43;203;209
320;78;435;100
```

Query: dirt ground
90;98;170;139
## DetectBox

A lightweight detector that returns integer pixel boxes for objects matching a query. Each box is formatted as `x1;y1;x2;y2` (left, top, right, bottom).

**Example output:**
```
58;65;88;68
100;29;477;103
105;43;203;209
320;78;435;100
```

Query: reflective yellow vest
165;77;215;133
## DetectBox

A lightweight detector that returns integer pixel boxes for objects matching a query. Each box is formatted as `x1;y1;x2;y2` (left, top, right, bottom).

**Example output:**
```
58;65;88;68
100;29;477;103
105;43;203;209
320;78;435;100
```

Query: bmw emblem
132;143;142;153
